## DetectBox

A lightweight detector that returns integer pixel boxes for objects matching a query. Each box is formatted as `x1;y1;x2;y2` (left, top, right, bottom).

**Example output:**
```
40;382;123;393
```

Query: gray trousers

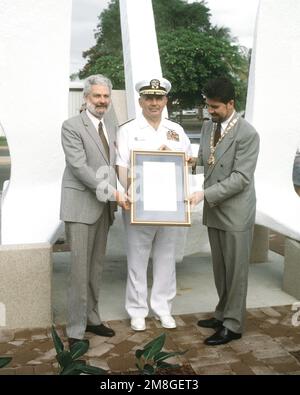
208;227;253;333
65;205;110;339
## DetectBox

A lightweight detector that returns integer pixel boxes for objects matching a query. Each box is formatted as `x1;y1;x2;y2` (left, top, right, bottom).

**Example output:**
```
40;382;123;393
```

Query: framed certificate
130;150;191;226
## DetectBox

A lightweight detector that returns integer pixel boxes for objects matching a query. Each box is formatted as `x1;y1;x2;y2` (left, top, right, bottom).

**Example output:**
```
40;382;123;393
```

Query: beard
86;102;110;119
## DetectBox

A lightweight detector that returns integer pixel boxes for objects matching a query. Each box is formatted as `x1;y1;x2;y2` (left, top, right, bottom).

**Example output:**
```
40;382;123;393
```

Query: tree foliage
79;0;249;110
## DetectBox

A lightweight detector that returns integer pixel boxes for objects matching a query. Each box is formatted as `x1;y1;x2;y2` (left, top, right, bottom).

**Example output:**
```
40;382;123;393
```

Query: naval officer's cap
135;77;171;96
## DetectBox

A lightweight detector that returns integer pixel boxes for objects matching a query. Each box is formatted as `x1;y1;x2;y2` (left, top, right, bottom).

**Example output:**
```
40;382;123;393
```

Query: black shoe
197;317;223;329
204;326;242;346
86;324;115;337
68;337;89;349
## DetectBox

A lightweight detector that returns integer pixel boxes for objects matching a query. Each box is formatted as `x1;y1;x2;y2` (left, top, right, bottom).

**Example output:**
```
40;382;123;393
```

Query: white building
68;81;84;118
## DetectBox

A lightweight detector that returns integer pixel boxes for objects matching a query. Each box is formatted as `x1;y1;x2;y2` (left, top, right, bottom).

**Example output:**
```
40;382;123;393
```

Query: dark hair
203;77;235;104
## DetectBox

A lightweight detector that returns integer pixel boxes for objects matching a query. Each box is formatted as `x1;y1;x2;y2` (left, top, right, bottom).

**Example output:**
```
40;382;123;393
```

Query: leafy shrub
135;333;186;375
51;325;106;375
0;357;12;369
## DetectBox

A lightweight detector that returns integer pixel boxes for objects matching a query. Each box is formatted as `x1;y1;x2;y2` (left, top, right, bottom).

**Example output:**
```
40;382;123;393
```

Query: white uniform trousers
123;211;178;318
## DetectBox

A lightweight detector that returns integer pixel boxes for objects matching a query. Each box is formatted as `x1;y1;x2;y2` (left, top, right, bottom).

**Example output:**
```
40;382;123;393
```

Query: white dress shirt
220;111;236;136
86;109;109;143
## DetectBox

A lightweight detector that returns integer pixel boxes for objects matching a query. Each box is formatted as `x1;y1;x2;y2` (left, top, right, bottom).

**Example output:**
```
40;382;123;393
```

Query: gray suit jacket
199;116;260;231
60;110;118;224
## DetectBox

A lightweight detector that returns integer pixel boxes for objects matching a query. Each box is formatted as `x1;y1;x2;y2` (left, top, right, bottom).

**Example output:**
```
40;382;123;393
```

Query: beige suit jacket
60;110;118;224
199;116;260;232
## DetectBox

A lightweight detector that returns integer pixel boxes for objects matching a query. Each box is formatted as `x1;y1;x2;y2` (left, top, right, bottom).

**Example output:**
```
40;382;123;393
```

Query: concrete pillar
0;244;52;329
283;238;300;299
250;225;269;263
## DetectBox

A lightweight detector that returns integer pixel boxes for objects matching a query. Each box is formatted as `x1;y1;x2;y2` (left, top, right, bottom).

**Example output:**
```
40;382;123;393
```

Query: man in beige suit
190;77;260;346
60;74;129;348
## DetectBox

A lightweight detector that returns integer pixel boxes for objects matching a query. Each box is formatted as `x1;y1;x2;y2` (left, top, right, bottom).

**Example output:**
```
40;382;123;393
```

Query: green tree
80;0;124;88
79;0;249;110
158;29;248;110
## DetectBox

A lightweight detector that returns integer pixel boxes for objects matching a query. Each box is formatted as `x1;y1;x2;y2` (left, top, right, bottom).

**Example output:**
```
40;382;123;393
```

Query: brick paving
0;305;300;375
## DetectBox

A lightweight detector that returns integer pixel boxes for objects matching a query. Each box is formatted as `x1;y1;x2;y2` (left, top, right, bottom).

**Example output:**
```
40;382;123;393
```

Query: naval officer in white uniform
116;77;192;331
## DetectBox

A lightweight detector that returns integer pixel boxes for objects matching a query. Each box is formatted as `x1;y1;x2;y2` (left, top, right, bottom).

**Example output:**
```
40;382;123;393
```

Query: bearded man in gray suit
190;77;260;346
60;74;129;348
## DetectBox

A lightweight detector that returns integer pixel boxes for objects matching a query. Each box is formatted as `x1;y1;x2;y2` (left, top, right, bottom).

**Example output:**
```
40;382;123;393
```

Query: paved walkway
1;305;300;375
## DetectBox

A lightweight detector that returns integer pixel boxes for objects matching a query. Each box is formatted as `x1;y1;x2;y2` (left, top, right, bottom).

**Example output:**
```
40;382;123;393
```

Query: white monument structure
0;0;72;328
246;0;300;242
0;0;71;245
119;0;164;119
245;0;300;298
118;0;206;259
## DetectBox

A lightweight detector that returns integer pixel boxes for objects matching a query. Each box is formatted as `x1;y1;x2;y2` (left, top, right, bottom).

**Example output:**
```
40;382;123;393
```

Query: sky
70;0;260;74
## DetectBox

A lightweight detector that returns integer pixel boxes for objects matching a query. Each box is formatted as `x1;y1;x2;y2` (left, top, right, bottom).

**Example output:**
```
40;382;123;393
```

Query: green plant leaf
135;349;144;359
143;333;166;350
56;350;73;368
70;340;89;360
51;325;64;354
65;369;82;375
143;364;155;375
75;359;86;365
153;351;170;362
143;333;166;360
78;365;107;375
60;367;81;375
0;357;12;368
154;349;187;362
60;361;86;375
157;361;180;370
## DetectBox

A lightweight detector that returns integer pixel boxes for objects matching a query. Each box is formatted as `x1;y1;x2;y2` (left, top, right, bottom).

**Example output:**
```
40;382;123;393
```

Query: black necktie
214;122;221;147
98;121;110;160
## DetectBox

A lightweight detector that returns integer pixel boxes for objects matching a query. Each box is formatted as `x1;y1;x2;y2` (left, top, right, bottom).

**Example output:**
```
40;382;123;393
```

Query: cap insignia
150;79;160;89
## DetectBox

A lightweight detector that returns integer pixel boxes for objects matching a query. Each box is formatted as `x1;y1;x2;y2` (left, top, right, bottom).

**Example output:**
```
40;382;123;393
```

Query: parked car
182;108;198;116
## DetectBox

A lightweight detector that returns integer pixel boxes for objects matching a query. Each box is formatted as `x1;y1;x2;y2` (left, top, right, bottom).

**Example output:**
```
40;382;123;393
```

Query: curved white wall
245;0;300;241
0;0;72;245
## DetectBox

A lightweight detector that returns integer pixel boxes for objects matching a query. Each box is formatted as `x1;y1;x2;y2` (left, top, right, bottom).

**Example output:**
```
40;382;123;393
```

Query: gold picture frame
130;150;191;226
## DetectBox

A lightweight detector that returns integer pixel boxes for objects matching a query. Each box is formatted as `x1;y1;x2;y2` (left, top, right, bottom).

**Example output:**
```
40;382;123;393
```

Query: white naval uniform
116;115;192;319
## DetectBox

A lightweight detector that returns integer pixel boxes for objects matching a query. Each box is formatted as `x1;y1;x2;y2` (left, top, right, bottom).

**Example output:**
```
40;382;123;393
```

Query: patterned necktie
213;122;222;147
98;120;110;160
